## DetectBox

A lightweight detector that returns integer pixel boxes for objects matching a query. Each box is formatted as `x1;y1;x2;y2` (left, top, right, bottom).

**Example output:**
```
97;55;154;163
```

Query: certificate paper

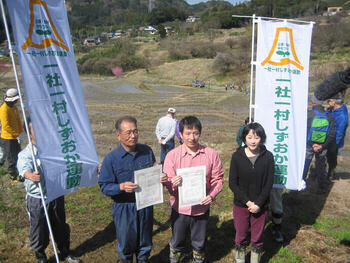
135;165;163;210
177;165;206;208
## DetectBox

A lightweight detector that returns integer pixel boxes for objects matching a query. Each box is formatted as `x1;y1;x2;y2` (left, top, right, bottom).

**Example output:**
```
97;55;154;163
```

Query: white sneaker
64;255;82;263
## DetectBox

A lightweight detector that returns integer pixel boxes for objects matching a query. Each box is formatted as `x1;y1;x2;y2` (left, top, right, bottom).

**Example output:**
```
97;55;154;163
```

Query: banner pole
0;1;60;262
249;14;256;122
232;14;315;24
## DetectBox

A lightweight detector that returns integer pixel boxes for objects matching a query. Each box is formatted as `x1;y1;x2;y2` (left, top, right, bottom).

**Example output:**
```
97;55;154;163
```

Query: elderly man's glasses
121;129;139;136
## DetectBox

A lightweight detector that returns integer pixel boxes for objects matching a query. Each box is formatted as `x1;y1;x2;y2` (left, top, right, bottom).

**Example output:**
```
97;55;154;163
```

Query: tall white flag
255;20;313;190
6;0;99;201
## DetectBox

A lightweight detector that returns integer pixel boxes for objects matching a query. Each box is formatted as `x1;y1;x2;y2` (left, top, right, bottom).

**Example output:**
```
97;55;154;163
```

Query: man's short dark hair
244;117;254;125
241;122;266;145
179;116;202;134
115;116;137;132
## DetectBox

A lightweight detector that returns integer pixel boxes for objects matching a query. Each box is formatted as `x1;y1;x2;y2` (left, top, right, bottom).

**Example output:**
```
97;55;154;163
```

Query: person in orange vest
0;88;23;180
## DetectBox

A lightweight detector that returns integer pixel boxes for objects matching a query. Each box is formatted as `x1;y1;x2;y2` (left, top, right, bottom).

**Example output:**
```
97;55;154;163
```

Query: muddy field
1;77;350;263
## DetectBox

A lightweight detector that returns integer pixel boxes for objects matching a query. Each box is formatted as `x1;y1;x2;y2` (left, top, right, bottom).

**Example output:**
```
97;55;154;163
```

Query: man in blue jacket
326;96;349;180
99;116;167;263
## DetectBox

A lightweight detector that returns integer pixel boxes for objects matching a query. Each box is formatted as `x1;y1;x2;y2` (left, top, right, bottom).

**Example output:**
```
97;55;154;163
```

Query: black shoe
9;168;19;181
272;228;284;242
9;173;18;181
317;188;327;195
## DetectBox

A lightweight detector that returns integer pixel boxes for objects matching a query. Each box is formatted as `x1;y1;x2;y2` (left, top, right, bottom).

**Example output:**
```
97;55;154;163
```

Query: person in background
302;95;335;194
99;116;167;263
163;116;224;263
175;120;183;145
155;108;176;164
229;122;274;263
326;95;348;180
0;88;23;180
236;117;253;147
17;117;81;263
269;188;284;243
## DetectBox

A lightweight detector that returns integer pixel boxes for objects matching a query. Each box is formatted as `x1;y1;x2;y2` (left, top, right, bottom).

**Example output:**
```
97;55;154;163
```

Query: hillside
65;0;350;29
66;0;191;26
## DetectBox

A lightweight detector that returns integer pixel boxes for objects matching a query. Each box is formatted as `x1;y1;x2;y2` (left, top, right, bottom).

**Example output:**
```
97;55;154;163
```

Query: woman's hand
248;203;260;214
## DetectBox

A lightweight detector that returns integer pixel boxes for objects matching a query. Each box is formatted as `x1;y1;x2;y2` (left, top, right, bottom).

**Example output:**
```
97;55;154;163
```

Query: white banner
6;0;99;201
255;20;313;190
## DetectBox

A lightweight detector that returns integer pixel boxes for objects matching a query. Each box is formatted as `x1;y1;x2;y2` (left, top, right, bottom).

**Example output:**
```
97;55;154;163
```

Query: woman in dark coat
229;122;274;263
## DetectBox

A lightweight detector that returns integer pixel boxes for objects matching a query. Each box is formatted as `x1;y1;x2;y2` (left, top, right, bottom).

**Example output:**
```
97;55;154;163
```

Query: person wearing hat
302;95;335;194
0;88;23;180
326;95;348;180
155;107;177;164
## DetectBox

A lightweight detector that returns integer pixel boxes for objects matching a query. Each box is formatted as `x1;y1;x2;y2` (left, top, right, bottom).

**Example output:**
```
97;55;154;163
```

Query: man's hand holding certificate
176;165;207;208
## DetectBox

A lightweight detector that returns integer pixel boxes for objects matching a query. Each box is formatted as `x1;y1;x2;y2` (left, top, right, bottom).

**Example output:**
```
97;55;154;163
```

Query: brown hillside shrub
168;47;191;60
310;64;349;85
79;57;114;75
189;42;217;58
211;52;235;73
78;55;149;75
225;38;235;49
312;23;350;52
211;49;251;75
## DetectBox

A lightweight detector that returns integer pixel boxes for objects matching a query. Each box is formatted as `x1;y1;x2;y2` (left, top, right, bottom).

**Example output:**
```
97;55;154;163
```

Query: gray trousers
26;195;70;254
302;145;328;189
0;138;20;173
169;209;209;253
270;188;283;227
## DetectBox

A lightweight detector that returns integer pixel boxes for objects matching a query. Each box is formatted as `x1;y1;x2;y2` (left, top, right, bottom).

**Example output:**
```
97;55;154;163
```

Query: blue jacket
99;144;155;203
329;104;348;148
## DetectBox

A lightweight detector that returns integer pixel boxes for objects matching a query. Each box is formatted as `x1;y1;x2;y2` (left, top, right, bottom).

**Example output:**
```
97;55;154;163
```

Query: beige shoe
235;246;245;263
250;247;262;263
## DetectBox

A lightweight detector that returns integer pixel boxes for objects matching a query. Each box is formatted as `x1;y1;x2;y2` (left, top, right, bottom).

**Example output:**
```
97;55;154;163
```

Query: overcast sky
185;0;244;5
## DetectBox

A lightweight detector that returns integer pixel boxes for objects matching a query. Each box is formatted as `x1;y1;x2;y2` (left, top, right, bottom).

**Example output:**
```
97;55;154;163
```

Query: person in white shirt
155;108;176;164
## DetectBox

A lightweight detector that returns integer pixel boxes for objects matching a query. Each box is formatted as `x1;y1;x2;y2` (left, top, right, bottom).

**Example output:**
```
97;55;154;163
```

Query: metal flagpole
232;14;315;123
249;14;256;123
232;14;315;24
0;1;60;262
